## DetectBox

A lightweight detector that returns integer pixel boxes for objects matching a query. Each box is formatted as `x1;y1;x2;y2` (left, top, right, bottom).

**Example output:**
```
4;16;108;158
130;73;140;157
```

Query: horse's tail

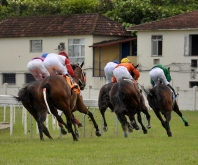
41;83;52;114
147;87;162;108
13;85;32;103
112;83;126;114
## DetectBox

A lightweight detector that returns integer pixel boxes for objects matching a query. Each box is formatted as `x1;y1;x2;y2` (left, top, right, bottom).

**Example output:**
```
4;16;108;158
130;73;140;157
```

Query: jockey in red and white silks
27;56;50;81
43;53;72;76
104;60;119;84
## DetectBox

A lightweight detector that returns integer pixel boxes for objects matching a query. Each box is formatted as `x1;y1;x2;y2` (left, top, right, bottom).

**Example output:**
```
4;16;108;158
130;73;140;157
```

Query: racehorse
98;82;151;133
38;74;101;141
109;79;148;137
146;84;189;137
14;62;86;140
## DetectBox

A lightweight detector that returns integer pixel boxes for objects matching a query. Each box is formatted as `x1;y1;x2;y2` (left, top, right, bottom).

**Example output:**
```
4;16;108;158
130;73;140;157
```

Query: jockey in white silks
27;53;50;81
104;60;119;84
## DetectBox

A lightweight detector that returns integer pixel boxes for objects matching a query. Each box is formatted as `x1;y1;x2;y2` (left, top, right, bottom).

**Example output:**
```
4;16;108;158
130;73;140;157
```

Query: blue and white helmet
113;60;119;64
41;53;48;58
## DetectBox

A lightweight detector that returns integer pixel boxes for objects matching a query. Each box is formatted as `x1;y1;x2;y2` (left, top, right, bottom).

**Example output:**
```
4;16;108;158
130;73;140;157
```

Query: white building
127;10;198;110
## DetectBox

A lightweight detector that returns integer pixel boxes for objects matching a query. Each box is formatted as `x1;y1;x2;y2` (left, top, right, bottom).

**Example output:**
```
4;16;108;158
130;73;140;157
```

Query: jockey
104;60;119;84
149;64;178;97
112;58;140;82
43;53;78;89
27;53;50;81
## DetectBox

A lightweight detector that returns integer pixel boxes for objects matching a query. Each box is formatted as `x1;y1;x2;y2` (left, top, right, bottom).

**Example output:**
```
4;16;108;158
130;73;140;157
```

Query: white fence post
3;83;8;95
10;105;13;135
193;86;197;111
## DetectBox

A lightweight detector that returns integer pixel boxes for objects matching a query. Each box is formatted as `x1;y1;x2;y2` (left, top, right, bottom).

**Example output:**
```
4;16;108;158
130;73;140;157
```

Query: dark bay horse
109;79;148;137
146;84;189;137
38;75;101;141
98;82;151;133
14;62;86;140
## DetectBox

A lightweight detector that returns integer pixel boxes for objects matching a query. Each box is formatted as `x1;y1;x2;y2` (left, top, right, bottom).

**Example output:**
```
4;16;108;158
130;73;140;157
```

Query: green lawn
0;107;198;165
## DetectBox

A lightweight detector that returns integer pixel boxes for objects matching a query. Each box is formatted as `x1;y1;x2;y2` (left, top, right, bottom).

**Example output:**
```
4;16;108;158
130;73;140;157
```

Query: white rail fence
0;95;116;137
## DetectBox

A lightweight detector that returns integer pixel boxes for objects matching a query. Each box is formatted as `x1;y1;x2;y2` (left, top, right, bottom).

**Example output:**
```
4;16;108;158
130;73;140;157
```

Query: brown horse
146;84;189;137
14;62;86;140
38;75;101;141
109;79;148;137
98;82;151;133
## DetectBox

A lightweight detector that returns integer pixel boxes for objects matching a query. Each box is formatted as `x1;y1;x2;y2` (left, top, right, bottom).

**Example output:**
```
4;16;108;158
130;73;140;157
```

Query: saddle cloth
64;76;80;94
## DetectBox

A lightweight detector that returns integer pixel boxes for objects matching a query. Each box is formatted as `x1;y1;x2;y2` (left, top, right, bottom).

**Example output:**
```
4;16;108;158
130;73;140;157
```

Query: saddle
64;75;80;94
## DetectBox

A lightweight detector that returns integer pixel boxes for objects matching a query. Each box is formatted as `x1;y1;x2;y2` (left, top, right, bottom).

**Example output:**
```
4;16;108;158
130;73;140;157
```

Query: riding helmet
113;60;119;64
121;58;130;63
41;53;48;58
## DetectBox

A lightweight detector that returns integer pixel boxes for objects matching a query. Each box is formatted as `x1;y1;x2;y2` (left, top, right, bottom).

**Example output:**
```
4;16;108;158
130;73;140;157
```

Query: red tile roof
127;10;198;31
0;13;131;38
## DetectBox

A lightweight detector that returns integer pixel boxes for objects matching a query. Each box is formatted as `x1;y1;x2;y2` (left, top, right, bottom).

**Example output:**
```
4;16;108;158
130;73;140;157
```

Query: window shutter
184;35;189;56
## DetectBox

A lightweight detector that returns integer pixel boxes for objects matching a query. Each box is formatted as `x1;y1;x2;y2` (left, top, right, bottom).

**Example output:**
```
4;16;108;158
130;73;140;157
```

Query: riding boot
167;84;178;97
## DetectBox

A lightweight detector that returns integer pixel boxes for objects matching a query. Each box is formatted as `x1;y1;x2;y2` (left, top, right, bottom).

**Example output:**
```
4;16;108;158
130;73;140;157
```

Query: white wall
136;30;198;90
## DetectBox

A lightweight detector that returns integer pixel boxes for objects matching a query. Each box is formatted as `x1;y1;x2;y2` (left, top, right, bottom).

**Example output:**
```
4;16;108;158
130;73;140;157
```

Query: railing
0;95;102;137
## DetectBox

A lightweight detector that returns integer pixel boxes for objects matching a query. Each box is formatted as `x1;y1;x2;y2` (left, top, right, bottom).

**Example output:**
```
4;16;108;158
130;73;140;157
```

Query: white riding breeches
113;66;133;82
43;53;68;75
149;67;169;86
104;62;118;84
27;59;50;80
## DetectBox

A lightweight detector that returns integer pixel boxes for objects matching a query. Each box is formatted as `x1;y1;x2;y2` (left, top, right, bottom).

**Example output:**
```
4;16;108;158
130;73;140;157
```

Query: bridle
72;64;86;90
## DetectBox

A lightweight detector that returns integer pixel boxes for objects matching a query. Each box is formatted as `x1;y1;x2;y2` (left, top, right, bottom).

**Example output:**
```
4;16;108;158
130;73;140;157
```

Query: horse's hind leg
141;105;151;129
165;111;172;137
87;111;101;137
173;101;189;126
137;112;147;134
116;113;129;137
99;106;108;132
37;113;53;140
58;122;67;135
41;123;53;139
128;113;140;130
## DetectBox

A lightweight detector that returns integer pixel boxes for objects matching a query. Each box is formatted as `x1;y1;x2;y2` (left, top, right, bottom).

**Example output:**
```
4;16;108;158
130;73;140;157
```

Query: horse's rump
98;82;114;112
38;75;77;111
110;79;140;114
147;84;173;110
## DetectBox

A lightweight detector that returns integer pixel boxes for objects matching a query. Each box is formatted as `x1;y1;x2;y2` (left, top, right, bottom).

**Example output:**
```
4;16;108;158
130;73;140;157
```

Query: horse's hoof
74;138;78;141
143;130;148;134
128;127;133;133
147;125;151;129
78;123;83;128
96;131;101;137
61;129;67;135
132;124;139;130
124;132;128;137
75;132;80;138
103;126;108;132
185;122;189;126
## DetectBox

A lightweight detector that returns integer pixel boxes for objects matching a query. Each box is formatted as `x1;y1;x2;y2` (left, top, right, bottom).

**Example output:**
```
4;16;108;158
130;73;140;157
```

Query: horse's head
72;61;86;90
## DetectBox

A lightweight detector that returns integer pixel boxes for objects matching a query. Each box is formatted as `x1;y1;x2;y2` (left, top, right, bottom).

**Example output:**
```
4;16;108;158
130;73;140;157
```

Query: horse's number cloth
65;76;80;94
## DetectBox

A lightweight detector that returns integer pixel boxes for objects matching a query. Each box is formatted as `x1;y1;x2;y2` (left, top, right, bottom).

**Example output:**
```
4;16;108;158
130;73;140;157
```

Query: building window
3;73;15;84
25;73;35;83
151;35;163;56
189;81;198;88
191;59;197;67
184;34;198;56
68;38;85;63
30;40;42;52
153;59;160;65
